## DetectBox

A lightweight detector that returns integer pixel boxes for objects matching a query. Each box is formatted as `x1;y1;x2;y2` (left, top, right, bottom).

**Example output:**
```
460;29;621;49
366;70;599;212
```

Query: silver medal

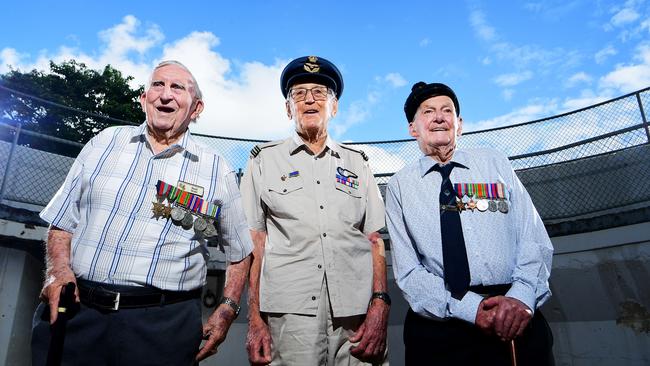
181;211;194;228
488;200;498;212
476;199;489;212
497;200;509;213
171;207;185;222
203;221;217;237
193;217;208;233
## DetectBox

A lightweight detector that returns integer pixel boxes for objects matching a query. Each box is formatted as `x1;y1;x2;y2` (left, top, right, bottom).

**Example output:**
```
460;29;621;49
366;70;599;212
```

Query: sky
1;0;649;142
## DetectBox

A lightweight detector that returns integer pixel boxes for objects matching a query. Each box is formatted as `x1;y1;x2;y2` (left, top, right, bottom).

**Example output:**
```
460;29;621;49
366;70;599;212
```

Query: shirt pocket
333;185;364;226
267;180;305;219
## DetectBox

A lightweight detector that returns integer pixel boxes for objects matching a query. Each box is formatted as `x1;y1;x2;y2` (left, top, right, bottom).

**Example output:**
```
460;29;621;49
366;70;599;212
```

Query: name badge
178;181;204;197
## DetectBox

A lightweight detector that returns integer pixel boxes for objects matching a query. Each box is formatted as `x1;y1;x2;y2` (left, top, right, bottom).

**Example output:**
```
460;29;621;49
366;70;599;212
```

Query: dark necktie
434;163;470;300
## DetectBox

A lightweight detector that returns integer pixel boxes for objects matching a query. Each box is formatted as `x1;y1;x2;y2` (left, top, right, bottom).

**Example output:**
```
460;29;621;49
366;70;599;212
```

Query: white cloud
610;8;640;27
502;89;514;101
493;71;533;87
565;72;593;87
419;38;430;47
0;16;292;140
595;45;618;64
467;101;558;132
384;73;407;88
599;43;650;92
469;10;497;42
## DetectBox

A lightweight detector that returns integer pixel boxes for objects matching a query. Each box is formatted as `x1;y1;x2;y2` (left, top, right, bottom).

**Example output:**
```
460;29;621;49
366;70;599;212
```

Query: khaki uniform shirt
241;133;385;317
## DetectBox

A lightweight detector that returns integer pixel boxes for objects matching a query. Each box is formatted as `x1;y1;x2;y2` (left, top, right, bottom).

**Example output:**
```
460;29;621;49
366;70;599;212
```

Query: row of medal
453;183;509;213
151;180;221;237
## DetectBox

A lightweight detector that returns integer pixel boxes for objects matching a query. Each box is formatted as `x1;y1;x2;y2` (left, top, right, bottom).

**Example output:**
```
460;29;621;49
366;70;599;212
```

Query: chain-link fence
1;87;649;221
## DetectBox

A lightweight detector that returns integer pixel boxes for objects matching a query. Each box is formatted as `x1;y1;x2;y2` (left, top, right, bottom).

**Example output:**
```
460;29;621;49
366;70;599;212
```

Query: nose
160;86;173;101
304;89;316;103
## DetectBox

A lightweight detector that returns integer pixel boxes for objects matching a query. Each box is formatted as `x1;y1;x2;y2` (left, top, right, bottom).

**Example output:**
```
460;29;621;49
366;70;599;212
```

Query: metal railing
1;87;649;221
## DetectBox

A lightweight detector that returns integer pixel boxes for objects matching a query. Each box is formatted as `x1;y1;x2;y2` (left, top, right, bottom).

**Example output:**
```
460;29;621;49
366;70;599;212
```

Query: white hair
147;60;203;100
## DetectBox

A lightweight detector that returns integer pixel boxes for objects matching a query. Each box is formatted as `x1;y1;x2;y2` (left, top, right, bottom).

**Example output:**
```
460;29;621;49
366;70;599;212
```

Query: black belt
78;279;201;311
468;284;511;297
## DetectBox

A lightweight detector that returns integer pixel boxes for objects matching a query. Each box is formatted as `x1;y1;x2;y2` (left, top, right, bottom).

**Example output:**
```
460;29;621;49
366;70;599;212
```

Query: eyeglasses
289;86;330;101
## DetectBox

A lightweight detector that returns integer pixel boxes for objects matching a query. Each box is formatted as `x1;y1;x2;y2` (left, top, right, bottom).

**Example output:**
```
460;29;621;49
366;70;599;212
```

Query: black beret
280;56;344;99
404;82;460;122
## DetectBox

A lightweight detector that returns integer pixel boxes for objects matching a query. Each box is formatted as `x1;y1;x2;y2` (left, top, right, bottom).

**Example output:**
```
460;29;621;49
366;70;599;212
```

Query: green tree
0;60;145;155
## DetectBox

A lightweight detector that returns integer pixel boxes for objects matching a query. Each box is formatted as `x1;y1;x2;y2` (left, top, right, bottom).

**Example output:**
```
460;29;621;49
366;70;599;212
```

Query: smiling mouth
304;109;319;114
156;106;175;113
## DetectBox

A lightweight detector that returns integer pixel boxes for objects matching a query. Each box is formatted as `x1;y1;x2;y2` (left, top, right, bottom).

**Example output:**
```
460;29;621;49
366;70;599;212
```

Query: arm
245;229;273;365
239;156;273;364
385;178;484;324
349;232;389;362
196;255;251;361
490;158;553;340
41;226;79;324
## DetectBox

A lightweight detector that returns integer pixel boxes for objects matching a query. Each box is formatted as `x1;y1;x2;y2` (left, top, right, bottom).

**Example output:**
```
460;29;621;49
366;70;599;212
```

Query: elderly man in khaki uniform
241;56;390;365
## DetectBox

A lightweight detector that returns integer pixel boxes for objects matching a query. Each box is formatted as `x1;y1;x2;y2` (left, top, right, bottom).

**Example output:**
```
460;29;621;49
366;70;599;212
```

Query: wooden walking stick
46;282;76;366
510;339;517;366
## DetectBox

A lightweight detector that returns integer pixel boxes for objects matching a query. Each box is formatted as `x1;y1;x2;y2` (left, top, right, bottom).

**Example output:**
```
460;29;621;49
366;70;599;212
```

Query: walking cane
510;340;517;366
46;282;76;366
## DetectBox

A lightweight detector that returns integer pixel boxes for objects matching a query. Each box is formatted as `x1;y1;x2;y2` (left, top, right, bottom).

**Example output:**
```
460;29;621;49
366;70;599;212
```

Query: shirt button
322;233;327;237
312;296;316;300
318;264;322;269
320;205;324;209
316;180;320;184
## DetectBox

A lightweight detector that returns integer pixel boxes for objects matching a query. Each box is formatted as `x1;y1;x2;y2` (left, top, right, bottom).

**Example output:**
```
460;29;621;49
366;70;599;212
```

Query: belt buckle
92;286;121;311
112;292;121;311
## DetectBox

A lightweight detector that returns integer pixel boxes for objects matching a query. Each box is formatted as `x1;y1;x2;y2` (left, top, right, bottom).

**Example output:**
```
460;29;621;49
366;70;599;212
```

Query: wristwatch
220;297;241;317
370;292;391;306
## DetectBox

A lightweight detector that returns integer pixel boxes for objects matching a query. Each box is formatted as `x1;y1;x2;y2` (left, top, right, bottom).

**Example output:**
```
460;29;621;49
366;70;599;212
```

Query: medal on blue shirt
475;183;489;212
496;183;509;213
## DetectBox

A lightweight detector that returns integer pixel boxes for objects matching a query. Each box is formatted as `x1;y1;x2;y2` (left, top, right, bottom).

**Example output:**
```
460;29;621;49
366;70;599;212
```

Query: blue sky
1;0;649;142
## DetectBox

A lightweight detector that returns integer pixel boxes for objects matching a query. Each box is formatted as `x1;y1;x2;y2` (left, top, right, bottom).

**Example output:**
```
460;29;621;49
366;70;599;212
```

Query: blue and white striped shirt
40;123;253;291
385;148;553;323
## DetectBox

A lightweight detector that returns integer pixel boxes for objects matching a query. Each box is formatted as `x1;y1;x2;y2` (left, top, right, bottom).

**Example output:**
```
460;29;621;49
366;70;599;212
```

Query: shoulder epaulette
249;140;284;158
340;144;369;161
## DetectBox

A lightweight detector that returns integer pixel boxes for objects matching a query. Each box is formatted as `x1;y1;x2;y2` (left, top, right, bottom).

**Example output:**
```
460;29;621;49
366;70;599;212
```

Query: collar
130;122;199;157
289;130;341;157
418;149;469;178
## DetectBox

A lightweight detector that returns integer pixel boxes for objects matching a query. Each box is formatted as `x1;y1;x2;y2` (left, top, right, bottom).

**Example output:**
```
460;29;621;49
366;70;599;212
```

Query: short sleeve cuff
451;291;484;324
506;281;536;313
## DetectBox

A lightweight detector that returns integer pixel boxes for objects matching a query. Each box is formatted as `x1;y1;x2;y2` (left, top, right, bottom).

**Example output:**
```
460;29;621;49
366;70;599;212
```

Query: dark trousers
404;308;554;366
31;298;203;366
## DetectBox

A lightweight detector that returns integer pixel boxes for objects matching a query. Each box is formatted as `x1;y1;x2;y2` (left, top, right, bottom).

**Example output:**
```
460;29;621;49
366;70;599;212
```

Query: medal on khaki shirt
336;167;359;189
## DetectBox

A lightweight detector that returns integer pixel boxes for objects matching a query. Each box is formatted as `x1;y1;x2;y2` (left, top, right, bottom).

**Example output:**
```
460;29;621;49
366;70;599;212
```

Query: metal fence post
0;122;21;203
636;92;650;143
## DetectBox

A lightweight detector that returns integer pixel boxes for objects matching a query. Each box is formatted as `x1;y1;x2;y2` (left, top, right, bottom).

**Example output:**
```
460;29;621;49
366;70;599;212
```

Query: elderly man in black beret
240;56;389;365
385;82;554;365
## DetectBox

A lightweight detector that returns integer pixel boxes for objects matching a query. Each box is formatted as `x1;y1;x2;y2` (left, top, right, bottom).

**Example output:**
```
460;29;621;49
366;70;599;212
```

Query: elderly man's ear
191;100;205;121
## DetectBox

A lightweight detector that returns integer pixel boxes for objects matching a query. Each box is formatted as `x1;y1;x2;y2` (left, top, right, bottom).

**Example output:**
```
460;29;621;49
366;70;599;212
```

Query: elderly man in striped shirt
31;60;253;365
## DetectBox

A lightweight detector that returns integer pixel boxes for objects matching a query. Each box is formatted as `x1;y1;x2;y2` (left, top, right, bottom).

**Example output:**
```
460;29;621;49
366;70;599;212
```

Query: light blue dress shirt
40;123;253;291
385;148;553;323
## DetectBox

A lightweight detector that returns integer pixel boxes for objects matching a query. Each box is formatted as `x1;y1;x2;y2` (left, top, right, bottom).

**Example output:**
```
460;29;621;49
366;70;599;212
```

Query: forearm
222;255;251;303
247;229;266;320
367;232;387;293
45;226;73;274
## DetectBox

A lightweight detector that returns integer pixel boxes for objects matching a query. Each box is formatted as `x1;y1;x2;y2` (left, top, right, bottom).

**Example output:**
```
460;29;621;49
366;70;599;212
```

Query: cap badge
304;56;320;73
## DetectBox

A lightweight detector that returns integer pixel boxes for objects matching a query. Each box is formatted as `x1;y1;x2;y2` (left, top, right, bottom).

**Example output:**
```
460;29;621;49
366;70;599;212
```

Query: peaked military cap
280;56;344;99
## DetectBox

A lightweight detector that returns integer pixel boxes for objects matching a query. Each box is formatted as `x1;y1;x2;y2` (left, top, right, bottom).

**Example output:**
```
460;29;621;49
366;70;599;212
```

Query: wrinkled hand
481;296;532;341
40;265;78;324
196;305;236;361
246;315;272;365
475;298;497;335
349;299;389;363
